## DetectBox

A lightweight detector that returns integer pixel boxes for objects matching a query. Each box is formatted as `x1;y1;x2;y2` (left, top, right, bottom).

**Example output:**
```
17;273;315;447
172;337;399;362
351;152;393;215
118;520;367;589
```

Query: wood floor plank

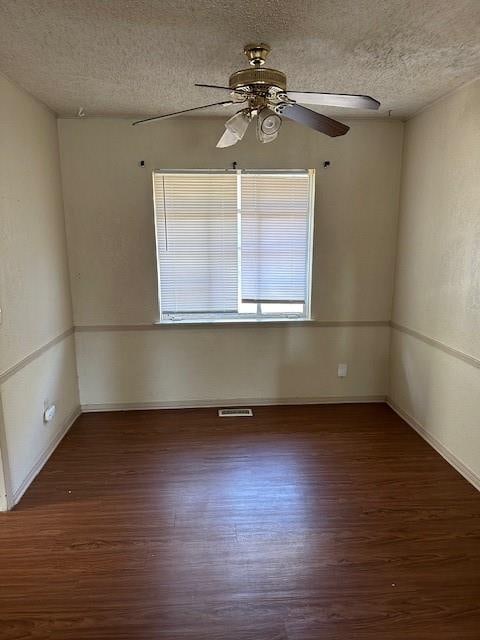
0;403;479;639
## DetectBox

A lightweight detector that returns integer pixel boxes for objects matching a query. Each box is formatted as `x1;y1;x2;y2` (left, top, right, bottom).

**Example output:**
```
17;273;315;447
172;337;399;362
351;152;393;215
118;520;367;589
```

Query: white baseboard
386;397;480;492
81;395;386;413
12;406;81;507
10;398;478;507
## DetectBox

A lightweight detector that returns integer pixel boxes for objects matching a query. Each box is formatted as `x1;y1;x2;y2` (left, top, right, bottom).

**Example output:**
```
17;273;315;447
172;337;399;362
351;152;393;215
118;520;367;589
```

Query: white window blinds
153;170;314;322
154;172;238;313
240;172;311;303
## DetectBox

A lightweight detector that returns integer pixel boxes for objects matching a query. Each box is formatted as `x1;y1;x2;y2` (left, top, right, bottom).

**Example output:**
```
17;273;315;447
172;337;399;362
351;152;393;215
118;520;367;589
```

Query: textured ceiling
0;0;479;119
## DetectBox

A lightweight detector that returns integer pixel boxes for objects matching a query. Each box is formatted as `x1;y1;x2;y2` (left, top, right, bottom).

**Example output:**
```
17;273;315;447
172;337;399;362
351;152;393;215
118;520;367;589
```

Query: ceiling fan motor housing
133;42;376;140
229;67;287;92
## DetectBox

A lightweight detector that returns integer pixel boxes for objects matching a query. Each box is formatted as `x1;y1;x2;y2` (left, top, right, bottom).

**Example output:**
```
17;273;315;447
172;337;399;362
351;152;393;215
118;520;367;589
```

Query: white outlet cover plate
44;404;56;422
337;363;348;377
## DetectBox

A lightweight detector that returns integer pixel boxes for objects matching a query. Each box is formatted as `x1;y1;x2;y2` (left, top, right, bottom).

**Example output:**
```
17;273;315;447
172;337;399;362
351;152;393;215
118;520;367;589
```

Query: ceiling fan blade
276;103;349;137
195;83;232;91
286;92;380;110
132;101;234;126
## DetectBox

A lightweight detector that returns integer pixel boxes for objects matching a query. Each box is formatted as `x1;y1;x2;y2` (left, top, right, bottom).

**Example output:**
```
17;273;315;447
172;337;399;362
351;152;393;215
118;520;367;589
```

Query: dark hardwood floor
0;403;479;639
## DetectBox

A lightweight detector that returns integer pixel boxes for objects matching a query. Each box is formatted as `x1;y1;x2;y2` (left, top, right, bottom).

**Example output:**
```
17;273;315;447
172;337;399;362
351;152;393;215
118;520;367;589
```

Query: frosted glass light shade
256;108;281;144
226;110;251;139
216;128;240;148
216;110;251;148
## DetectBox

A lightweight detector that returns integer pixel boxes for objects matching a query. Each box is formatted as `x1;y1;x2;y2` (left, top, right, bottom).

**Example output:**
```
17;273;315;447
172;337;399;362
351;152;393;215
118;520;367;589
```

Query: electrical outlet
44;404;56;423
337;363;348;378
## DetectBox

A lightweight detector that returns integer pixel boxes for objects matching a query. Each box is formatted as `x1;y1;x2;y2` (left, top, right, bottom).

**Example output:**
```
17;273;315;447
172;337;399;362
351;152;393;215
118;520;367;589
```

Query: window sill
155;317;313;327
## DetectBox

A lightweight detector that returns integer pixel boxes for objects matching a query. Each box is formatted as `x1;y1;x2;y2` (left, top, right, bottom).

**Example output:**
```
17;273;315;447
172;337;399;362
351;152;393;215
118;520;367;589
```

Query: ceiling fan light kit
216;128;239;148
216;109;251;147
133;44;380;147
257;107;282;143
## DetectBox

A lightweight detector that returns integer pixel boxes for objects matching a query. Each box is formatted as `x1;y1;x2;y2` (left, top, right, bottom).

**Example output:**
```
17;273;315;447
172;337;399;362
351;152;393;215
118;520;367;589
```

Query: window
153;169;315;323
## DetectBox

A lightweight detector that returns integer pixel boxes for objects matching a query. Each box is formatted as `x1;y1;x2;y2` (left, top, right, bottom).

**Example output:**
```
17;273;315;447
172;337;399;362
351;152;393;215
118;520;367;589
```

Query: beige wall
0;77;72;370
1;336;79;498
59;117;404;325
0;73;79;507
58;116;403;407
390;79;480;487
76;325;390;408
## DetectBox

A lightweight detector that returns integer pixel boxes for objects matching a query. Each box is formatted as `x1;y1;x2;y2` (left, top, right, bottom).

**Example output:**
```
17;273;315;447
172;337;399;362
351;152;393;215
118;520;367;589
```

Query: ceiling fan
132;44;380;147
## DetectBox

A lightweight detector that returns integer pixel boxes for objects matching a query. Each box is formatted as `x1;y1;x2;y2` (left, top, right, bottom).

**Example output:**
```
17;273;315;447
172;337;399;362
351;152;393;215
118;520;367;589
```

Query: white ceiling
0;0;479;119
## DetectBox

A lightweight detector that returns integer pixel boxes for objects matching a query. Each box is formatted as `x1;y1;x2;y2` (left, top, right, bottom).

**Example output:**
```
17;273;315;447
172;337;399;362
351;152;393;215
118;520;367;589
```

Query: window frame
153;169;315;324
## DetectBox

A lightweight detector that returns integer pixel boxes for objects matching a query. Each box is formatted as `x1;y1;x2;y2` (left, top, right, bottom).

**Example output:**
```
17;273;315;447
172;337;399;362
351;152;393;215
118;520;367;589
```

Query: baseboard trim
11;406;81;507
386;397;480;492
81;395;386;413
11;398;479;506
